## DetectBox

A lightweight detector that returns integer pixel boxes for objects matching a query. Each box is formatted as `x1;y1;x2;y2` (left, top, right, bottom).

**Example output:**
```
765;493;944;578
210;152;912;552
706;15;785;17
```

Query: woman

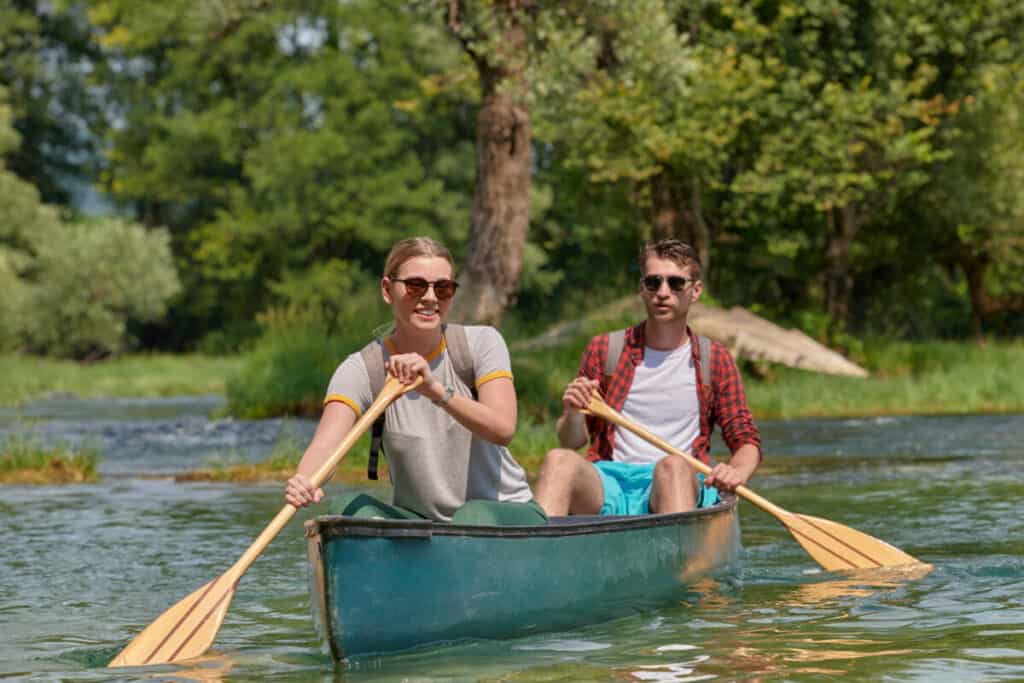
285;236;546;525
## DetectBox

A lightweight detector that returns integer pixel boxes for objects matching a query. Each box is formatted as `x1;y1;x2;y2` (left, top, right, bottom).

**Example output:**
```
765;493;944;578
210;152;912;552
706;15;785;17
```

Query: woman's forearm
436;393;515;445
430;378;517;446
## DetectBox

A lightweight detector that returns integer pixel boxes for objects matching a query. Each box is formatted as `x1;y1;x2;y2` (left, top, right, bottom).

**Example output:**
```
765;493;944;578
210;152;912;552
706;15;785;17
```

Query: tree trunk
960;253;990;338
448;3;531;326
957;249;1024;338
649;172;711;276
824;204;860;327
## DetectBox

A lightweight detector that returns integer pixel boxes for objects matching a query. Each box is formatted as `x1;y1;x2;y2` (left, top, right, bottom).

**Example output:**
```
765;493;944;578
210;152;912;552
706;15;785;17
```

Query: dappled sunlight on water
1;397;1022;681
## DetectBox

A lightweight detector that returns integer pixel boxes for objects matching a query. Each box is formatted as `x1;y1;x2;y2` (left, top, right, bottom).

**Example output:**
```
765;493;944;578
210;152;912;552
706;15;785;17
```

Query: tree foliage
0;86;180;358
86;0;476;347
0;0;103;204
3;0;1024;354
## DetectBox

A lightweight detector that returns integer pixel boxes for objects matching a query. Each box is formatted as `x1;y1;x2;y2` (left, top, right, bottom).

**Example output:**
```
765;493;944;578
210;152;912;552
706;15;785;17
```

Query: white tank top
611;342;700;465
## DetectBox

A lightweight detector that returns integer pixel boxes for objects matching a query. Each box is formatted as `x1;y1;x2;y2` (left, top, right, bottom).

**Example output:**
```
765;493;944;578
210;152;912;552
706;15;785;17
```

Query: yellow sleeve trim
323;394;363;418
476;370;513;388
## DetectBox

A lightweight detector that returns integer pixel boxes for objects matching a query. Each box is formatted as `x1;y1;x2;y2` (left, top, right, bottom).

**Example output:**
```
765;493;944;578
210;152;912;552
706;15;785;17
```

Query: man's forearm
556;411;589;450
728;443;761;484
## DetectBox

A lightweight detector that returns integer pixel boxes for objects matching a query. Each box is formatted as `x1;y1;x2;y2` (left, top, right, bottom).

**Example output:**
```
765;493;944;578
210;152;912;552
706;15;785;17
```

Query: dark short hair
638;238;702;279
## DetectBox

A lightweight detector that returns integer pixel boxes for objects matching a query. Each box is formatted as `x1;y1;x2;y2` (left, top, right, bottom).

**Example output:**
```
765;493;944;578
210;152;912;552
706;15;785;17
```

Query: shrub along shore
2;336;1022;484
0;434;98;484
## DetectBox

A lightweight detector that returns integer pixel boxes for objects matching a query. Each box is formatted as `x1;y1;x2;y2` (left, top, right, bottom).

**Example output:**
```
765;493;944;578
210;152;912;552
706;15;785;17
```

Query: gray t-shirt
324;325;533;521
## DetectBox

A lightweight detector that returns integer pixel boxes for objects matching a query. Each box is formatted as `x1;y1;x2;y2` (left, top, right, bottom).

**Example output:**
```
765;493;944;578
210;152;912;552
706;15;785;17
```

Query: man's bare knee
654;454;697;483
540;448;584;475
651;455;698;513
536;448;602;516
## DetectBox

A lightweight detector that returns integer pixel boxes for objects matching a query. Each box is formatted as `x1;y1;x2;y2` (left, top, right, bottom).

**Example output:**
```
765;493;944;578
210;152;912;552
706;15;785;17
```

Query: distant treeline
2;1;1023;360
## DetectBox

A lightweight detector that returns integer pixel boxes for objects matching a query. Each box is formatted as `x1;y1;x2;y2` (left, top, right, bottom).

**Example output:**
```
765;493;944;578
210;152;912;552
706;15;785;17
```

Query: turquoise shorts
594;460;720;516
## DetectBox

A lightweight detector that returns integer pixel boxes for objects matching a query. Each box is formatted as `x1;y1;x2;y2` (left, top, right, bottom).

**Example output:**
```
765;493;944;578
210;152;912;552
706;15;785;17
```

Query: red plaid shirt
580;322;761;465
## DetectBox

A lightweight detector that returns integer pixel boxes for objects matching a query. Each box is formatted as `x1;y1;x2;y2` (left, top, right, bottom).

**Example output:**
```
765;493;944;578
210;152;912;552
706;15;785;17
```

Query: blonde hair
383;237;455;278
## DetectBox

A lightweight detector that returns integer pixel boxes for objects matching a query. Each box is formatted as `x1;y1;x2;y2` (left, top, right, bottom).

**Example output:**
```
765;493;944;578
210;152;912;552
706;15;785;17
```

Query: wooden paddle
583;392;926;571
109;375;420;668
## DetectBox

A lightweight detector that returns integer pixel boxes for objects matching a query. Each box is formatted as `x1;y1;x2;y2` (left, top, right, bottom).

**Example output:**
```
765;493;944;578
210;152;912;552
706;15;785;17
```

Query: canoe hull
304;496;740;660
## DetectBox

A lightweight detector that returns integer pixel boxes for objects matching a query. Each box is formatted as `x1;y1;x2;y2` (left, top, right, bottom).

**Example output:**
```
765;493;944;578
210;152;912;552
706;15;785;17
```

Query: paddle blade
781;512;925;571
109;574;236;668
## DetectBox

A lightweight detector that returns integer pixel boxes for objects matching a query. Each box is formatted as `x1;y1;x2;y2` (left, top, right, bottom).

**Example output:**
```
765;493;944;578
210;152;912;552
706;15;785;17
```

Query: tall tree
86;0;476;347
444;0;534;325
0;1;103;205
529;0;778;279
926;65;1024;336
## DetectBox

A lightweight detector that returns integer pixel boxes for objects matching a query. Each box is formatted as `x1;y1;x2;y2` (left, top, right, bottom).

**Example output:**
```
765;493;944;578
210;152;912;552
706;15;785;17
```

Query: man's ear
381;277;393;305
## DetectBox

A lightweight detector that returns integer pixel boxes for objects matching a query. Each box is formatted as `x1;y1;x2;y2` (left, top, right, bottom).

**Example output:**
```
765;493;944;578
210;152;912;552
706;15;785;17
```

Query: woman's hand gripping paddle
109;376;420;668
583;391;927;572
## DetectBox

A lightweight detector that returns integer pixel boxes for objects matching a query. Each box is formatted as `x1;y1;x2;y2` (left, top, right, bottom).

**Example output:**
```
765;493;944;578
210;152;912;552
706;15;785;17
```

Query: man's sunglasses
391;277;459;301
641;275;697;292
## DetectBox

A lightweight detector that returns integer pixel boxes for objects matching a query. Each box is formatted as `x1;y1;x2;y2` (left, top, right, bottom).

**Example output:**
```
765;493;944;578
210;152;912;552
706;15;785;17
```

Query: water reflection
783;565;936;606
143;654;234;683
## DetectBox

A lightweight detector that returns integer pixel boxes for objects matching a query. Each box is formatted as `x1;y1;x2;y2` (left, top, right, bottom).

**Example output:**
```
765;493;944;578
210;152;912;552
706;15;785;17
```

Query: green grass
225;326;344;419
0;433;99;484
506;337;1024;463
0;353;244;407
745;339;1024;419
3;330;1022;478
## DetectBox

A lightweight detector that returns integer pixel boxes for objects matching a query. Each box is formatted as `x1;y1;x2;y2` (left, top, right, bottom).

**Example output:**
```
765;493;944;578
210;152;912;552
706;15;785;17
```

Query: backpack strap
359;339;388;480
697;334;712;389
602;328;712;393
442;323;477;396
360;338;387;398
603;328;627;387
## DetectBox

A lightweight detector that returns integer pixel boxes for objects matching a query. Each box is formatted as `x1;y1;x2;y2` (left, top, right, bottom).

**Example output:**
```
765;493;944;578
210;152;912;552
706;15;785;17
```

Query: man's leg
649;454;699;513
533;448;604;516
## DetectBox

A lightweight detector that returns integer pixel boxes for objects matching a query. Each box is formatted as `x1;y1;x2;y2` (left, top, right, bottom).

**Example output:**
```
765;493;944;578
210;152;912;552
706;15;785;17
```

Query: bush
6;217;181;358
0;432;99;484
227;261;389;418
226;323;348;419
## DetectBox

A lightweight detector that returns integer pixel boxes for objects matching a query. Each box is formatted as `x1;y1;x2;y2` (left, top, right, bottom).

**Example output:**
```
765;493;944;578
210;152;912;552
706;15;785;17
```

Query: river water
1;398;1022;681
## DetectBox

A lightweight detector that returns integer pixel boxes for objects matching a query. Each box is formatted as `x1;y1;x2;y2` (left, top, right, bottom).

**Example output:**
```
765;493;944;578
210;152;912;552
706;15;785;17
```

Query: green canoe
303;495;741;661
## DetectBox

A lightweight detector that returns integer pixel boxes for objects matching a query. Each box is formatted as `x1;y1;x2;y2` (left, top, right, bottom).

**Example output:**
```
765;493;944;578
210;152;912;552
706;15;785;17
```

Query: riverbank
172;432;376;485
4;340;1023;421
2;339;1022;484
0;353;243;408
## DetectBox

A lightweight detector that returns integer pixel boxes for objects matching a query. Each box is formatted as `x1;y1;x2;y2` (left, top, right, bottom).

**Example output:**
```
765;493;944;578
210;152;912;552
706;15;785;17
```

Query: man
533;238;761;516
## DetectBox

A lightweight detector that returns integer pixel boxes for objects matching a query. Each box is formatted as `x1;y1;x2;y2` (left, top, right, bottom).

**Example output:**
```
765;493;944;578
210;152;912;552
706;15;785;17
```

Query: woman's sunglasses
391;277;459;301
641;275;696;292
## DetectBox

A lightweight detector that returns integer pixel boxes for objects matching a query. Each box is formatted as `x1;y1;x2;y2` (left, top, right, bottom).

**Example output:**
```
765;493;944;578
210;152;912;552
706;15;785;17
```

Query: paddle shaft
227;376;421;578
109;375;419;667
585;395;792;520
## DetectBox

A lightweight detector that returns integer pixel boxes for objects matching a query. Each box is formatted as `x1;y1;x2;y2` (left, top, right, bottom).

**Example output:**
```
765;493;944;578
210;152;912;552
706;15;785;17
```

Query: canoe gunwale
303;493;737;540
